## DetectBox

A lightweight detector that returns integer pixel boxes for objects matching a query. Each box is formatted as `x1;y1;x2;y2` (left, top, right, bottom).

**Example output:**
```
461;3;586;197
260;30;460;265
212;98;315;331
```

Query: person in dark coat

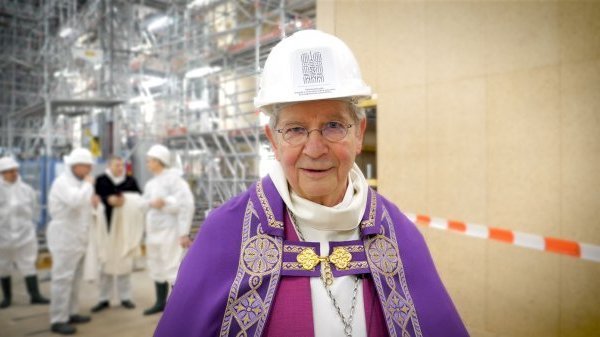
91;156;141;312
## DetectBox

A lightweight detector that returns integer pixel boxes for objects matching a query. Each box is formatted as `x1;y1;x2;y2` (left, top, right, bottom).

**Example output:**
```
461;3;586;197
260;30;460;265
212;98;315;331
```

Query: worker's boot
50;322;76;335
143;282;168;315
91;300;109;312
68;314;91;324
0;276;11;309
25;275;50;304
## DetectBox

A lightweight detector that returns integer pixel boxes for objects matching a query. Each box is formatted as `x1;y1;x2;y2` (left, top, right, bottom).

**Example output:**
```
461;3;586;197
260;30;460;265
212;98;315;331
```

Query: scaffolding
0;0;45;155
0;0;316;228
1;0;130;159
163;0;316;216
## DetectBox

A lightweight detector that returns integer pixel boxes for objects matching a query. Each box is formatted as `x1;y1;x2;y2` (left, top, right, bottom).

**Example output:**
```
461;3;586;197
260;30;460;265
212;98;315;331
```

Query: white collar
269;162;369;231
105;168;126;185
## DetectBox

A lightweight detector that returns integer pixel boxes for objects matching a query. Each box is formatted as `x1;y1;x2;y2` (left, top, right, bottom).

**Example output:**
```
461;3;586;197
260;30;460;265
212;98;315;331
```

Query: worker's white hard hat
65;148;95;166
0;157;19;172
254;29;371;112
147;144;171;166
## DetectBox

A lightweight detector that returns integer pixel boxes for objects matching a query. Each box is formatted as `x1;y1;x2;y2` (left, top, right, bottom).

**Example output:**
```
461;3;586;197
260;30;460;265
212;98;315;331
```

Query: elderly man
47;148;97;335
0;157;49;309
155;30;468;337
141;144;194;316
90;156;142;313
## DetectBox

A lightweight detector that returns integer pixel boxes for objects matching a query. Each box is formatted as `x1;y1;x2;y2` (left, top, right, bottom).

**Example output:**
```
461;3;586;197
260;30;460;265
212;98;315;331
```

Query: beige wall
318;1;600;336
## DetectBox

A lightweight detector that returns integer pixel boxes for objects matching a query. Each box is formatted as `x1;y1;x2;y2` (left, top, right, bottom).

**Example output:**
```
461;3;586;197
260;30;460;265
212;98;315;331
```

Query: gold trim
241;235;281;276
283;245;307;253
365;204;424;337
361;190;377;229
282;262;307;271
365;235;400;277
347;261;369;270
256;181;283;230
220;199;283;337
342;245;364;253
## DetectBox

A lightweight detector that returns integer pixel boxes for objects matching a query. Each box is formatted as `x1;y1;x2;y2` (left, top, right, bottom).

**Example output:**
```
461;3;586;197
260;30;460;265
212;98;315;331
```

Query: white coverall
47;170;94;324
0;177;39;277
142;169;194;283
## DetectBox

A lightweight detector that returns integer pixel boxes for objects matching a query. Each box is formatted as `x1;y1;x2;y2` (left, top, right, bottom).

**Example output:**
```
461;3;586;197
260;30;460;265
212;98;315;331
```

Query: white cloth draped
84;193;145;281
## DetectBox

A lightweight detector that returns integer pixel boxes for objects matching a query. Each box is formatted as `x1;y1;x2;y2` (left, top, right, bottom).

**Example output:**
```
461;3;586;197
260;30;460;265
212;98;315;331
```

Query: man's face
71;164;92;180
109;158;125;177
1;169;18;183
265;100;366;206
146;158;163;175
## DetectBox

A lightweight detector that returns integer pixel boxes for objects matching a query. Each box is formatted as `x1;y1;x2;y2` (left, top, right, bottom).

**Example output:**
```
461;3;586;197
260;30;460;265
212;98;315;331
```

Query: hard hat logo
292;48;336;97
300;50;325;84
254;29;371;111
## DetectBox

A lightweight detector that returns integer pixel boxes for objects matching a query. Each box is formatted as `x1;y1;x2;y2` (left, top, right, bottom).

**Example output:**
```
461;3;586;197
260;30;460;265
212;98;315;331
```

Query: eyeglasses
275;121;353;145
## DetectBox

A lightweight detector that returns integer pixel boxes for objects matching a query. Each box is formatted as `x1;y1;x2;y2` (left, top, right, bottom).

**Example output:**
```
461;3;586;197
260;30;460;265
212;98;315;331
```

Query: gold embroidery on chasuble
219;196;283;337
364;198;424;337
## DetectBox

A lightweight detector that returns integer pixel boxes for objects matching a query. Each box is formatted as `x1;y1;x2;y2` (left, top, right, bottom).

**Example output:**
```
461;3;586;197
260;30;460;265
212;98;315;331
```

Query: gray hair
264;99;366;130
108;155;124;163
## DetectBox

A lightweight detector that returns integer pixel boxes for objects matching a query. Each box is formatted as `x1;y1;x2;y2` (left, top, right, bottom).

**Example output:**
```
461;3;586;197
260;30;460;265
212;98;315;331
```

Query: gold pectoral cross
296;247;352;286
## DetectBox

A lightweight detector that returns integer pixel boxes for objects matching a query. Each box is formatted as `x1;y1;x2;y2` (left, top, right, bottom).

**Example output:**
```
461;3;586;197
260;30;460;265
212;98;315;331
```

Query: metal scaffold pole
43;0;53;197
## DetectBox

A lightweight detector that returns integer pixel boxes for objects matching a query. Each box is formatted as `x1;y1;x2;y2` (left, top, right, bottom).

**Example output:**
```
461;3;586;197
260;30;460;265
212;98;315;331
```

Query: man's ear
265;125;280;161
355;117;367;155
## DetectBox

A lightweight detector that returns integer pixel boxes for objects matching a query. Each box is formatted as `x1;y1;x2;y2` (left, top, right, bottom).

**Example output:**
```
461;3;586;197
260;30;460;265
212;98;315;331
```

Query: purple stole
263;211;389;337
154;175;468;337
219;177;428;337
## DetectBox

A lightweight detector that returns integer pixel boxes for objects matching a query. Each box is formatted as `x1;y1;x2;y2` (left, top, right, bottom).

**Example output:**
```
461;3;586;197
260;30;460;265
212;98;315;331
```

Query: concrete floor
0;270;161;337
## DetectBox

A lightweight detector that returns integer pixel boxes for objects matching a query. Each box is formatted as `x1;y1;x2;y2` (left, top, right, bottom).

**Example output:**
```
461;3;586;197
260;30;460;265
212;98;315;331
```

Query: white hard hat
0;157;19;172
65;148;94;166
254;29;371;111
147;144;171;166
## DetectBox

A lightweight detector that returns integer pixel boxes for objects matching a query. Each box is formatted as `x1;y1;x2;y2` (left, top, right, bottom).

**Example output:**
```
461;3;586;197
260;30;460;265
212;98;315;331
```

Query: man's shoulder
144;176;156;186
95;174;111;184
200;184;255;233
120;175;140;190
124;175;139;184
206;187;253;219
49;174;69;196
373;190;418;230
16;180;34;191
161;170;186;185
51;173;68;186
372;190;400;213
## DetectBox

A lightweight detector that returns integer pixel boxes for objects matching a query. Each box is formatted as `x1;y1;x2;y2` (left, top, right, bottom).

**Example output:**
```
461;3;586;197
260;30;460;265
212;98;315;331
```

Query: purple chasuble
262;213;314;336
263;210;390;337
154;176;469;337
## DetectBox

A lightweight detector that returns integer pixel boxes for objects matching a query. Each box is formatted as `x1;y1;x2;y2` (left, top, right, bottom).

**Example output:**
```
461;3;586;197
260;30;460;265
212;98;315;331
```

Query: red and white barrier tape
406;213;600;263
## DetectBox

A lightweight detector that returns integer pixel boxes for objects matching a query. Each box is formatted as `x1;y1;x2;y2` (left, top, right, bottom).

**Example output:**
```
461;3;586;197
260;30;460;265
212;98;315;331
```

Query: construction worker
0;156;49;309
141;144;194;316
47;148;97;335
155;30;468;337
